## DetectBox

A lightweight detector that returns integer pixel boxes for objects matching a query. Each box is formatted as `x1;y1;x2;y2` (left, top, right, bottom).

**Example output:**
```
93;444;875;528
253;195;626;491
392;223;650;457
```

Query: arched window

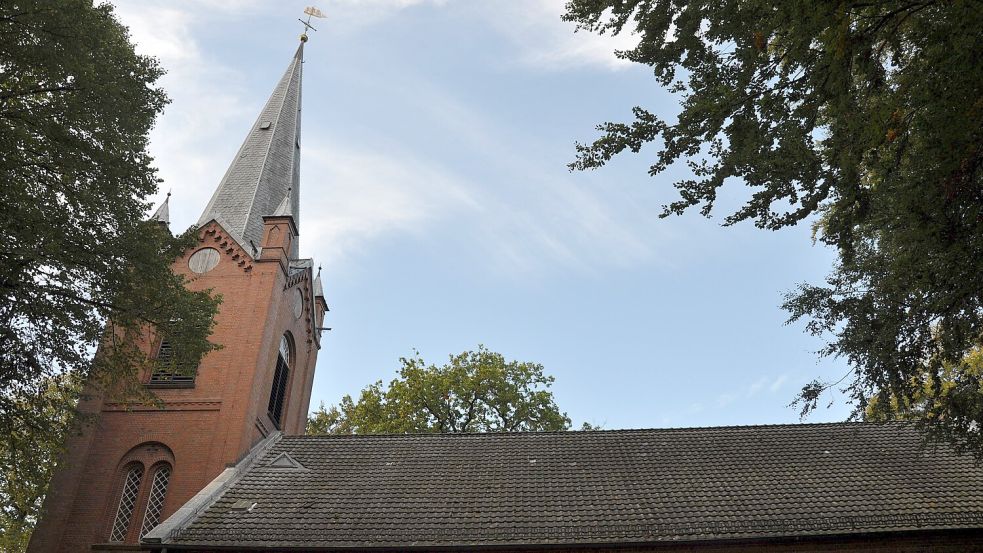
267;334;292;428
109;464;144;542
140;463;172;537
106;442;174;543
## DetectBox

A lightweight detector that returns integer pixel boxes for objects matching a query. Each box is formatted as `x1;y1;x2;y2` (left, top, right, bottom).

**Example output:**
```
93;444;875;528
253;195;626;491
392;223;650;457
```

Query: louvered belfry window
140;464;171;537
110;464;144;542
267;335;291;428
149;338;195;386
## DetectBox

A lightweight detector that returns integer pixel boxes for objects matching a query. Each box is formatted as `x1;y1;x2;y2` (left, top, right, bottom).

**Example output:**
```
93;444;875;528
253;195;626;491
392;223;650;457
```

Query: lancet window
107;443;174;543
109;464;144;542
268;334;292;428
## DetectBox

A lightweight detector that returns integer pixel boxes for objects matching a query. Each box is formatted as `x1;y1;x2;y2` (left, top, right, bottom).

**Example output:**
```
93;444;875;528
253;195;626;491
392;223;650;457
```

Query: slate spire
198;42;304;258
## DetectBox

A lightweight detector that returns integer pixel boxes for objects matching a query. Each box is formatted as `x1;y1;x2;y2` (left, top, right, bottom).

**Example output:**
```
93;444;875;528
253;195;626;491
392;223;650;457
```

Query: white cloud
300;138;478;266
108;1;657;277
746;376;768;398
769;374;789;393
715;373;790;409
481;0;641;71
381;76;661;277
323;0;639;71
109;1;257;227
318;0;449;32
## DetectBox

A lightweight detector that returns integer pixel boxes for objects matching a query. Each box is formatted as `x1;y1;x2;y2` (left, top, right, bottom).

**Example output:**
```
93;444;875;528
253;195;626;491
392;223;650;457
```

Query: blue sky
112;0;852;429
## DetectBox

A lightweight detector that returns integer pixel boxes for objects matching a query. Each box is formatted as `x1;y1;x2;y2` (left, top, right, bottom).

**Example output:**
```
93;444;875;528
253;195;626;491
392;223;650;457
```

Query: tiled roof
198;43;303;259
153;423;983;549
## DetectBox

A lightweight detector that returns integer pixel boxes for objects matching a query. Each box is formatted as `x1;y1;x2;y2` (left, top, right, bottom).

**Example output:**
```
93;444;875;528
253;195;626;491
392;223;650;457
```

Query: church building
28;36;325;553
29;34;983;553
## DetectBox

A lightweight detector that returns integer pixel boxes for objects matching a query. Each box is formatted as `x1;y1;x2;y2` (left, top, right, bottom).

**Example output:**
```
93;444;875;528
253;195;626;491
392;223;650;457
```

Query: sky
110;0;853;429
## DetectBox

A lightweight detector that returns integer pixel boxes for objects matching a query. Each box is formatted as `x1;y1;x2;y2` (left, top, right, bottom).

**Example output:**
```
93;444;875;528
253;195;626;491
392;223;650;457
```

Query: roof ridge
164;421;983;549
294;421;903;440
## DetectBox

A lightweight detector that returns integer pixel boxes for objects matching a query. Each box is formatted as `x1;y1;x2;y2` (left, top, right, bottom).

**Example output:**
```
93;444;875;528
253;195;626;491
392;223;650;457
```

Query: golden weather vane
299;6;326;42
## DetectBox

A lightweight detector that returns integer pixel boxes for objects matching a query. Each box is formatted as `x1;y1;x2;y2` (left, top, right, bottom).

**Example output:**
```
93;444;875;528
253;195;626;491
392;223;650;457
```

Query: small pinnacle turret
313;265;325;299
273;187;293;218
150;192;171;226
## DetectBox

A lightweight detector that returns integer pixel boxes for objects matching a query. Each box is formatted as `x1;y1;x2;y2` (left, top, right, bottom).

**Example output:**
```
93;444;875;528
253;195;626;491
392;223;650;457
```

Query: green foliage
0;2;221;547
0;375;79;553
307;347;573;434
564;2;983;451
865;347;983;432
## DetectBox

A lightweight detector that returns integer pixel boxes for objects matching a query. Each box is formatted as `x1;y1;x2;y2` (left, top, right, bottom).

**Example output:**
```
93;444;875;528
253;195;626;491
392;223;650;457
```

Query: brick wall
28;220;323;552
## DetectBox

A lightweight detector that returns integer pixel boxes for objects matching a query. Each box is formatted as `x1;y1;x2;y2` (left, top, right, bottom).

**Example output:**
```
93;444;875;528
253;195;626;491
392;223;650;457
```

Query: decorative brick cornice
282;266;318;352
284;269;306;290
198;224;254;273
102;399;222;412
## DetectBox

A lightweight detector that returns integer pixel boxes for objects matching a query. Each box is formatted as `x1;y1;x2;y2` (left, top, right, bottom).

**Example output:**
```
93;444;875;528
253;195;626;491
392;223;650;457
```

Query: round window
188;248;220;274
292;289;304;319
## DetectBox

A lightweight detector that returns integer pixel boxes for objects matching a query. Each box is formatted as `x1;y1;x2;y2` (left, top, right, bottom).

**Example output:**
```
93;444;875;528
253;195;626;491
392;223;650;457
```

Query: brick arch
103;442;175;544
117;441;174;470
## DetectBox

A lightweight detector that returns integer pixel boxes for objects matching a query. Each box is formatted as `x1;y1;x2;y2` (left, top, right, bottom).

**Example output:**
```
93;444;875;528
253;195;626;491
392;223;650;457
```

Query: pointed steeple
150;192;171;225
198;42;304;259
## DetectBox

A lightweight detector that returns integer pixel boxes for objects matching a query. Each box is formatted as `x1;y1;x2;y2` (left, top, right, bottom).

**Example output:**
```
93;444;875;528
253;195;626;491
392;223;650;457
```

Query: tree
563;2;983;450
865;347;983;439
0;2;220;547
0;375;79;552
307;347;572;434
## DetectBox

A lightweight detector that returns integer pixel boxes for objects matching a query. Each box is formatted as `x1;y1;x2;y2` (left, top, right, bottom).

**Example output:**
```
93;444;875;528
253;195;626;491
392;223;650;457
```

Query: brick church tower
28;40;327;552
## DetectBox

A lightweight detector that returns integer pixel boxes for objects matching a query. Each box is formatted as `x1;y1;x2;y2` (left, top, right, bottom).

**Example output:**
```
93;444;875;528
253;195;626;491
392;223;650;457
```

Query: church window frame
109;463;144;542
188;246;221;274
147;323;199;388
267;333;293;429
140;463;172;538
104;442;175;545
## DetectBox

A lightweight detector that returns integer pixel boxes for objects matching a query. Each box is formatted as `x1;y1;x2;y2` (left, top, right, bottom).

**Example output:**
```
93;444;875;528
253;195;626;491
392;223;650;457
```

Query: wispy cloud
110;1;659;277
481;0;641;71
716;373;790;409
770;374;789;393
382;76;662;277
325;0;638;71
301;138;478;266
110;1;255;224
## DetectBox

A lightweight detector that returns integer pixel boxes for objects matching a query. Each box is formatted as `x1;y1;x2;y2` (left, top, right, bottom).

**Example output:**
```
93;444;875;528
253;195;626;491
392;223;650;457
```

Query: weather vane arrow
299;6;326;42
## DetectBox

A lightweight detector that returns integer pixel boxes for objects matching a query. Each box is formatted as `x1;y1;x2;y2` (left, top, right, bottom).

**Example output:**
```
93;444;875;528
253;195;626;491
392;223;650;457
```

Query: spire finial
299;6;325;42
